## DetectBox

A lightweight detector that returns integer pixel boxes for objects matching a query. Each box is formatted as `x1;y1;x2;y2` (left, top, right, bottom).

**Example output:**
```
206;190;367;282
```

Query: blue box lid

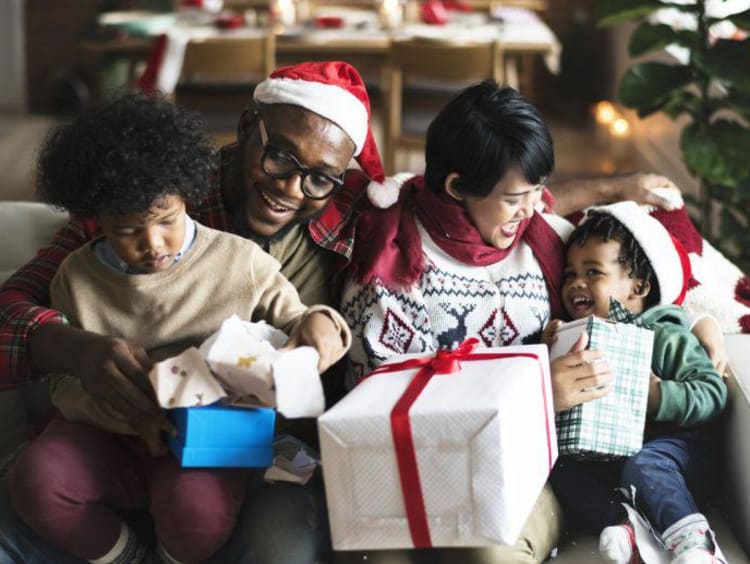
170;404;276;448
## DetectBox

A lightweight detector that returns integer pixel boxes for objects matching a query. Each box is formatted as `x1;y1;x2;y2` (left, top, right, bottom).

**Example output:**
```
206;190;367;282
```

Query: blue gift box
168;404;276;468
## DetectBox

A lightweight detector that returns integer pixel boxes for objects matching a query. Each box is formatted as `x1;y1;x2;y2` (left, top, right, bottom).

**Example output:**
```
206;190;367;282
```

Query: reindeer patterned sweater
341;214;573;386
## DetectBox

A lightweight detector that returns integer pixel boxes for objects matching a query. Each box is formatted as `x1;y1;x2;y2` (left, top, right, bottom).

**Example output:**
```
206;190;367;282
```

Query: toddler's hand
541;319;563;347
287;312;343;373
646;372;662;416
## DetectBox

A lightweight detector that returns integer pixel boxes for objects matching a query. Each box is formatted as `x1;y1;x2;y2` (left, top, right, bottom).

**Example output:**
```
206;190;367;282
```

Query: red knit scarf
353;176;566;319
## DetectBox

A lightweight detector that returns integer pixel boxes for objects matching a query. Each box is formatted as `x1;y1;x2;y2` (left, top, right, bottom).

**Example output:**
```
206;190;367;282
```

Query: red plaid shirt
0;144;368;388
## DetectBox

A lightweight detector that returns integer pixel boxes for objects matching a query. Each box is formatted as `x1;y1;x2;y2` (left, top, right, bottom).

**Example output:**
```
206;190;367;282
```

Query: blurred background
0;0;707;205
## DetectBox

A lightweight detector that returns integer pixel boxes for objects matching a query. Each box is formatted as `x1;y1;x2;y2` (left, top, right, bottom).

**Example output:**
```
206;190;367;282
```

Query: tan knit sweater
51;222;350;435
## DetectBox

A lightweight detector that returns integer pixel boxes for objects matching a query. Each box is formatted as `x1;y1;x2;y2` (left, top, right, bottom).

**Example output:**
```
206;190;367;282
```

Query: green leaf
597;0;664;27
618;63;693;109
629;23;677;56
681;120;750;188
674;29;700;50
726;88;750;120
661;90;700;120
727;8;750;30
694;39;750;90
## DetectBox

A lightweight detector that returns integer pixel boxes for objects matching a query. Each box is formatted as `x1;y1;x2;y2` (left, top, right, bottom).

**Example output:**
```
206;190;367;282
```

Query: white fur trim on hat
367;173;415;209
254;77;368;155
587;201;687;305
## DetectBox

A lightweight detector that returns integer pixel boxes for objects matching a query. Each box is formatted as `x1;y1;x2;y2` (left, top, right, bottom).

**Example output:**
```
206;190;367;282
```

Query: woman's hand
550;331;613;412
605;173;680;209
548;172;680;216
541;319;563;348
286;312;344;373
691;316;728;376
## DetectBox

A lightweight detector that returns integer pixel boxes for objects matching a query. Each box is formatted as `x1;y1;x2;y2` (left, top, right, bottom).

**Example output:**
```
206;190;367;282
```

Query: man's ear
631;278;652;299
444;173;463;202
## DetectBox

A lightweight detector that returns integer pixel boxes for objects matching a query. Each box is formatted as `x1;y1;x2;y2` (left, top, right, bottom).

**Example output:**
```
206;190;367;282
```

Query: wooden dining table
79;7;560;98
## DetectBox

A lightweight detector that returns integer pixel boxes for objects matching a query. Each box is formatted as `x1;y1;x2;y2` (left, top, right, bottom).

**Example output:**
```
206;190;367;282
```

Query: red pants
9;419;247;563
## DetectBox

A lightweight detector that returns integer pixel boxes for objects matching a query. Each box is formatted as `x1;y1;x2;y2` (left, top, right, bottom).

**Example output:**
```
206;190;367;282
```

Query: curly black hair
568;210;661;308
36;92;216;218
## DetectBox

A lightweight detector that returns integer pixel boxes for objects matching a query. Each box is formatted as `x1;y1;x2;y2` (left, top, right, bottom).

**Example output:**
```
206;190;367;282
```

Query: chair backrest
384;39;503;174
179;33;276;85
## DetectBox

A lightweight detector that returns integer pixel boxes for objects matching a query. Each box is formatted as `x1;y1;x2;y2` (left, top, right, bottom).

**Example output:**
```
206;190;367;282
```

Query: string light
594;101;617;125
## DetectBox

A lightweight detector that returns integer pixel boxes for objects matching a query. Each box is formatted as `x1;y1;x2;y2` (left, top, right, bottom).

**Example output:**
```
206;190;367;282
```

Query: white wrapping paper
148;315;325;417
318;344;557;550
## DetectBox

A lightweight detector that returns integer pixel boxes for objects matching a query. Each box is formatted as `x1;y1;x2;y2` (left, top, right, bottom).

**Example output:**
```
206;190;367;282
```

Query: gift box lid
170;404;276;448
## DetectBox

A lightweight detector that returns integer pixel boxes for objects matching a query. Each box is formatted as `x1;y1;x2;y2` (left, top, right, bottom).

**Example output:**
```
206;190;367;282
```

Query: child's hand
541;319;563;347
286;312;344;373
691;316;728;376
550;330;613;412
646;372;662;416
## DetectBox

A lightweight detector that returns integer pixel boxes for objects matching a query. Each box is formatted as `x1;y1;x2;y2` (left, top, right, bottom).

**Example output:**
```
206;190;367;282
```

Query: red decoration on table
421;0;449;24
214;12;245;29
315;16;345;28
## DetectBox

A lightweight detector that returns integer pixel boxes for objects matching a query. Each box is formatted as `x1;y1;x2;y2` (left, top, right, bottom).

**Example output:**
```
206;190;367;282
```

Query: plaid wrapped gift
550;312;654;459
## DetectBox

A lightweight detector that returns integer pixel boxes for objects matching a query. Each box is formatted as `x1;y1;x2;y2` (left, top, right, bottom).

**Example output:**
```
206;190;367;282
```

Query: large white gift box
318;341;557;550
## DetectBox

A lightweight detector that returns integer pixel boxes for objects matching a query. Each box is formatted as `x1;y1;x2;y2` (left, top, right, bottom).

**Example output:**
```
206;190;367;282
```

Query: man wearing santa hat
0;60;685;563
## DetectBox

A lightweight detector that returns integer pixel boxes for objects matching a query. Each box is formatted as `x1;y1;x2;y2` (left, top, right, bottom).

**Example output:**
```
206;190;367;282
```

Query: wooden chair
178;32;275;86
383;39;503;175
175;33;275;142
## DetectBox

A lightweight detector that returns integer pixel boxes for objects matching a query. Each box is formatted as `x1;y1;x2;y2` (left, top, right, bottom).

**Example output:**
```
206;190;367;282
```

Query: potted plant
598;0;750;271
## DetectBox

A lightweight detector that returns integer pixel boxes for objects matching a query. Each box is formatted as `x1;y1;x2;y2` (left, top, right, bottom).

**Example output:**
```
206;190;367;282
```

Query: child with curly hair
544;202;727;564
8;92;350;564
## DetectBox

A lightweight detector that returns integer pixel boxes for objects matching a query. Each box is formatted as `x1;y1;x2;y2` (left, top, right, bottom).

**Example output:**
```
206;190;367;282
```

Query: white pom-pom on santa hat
254;61;399;206
367;172;415;209
585;201;691;305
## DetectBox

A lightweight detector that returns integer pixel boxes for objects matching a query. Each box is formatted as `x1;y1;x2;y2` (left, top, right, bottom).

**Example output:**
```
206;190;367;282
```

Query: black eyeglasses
257;117;345;200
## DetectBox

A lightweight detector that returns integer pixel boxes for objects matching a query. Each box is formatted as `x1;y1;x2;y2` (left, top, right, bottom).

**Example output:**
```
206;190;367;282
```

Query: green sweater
639;305;726;427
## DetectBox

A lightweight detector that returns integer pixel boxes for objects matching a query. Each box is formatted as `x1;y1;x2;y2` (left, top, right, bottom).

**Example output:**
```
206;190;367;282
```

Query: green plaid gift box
550;314;654;459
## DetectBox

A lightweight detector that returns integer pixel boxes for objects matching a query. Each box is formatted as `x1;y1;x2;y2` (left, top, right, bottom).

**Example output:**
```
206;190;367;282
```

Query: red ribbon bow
363;338;552;548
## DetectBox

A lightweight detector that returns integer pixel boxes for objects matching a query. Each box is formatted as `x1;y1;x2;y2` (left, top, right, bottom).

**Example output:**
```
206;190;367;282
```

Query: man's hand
31;323;160;421
285;312;343;373
550;331;613;412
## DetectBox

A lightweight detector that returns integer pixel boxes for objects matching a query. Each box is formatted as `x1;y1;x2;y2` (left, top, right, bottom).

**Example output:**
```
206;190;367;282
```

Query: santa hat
585;201;691;305
253;61;400;207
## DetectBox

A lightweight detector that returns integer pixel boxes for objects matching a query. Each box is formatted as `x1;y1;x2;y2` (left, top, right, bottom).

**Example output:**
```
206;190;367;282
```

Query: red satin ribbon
363;338;553;548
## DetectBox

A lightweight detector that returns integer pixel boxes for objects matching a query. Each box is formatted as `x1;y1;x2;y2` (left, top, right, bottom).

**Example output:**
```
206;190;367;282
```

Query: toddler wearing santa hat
545;201;727;564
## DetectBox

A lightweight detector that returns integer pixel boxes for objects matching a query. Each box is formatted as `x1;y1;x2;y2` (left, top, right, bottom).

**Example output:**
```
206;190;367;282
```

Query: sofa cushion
0;201;68;284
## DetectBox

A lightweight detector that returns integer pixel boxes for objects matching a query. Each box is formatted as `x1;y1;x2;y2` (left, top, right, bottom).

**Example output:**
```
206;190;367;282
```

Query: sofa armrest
0;201;68;283
723;334;750;556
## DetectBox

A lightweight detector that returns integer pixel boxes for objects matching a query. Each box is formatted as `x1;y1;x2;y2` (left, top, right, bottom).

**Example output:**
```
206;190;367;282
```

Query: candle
380;0;403;29
271;0;296;27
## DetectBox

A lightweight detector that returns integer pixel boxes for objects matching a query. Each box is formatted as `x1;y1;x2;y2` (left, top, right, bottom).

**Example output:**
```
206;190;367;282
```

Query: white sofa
1;201;749;563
